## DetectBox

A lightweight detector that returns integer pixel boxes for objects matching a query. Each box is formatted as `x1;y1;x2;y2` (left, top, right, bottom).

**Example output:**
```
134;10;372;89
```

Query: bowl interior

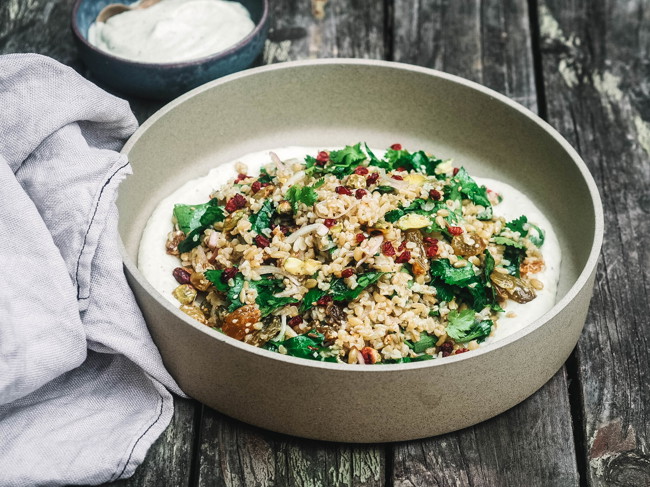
74;0;266;46
118;60;599;339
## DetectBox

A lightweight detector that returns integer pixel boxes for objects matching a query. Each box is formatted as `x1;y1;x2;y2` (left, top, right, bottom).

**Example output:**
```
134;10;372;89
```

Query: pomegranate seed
453;167;460;176
234;173;248;183
354;166;369;175
395;251;411;264
355;233;366;244
366;172;380;185
396;166;408;172
172;267;191;285
279;225;290;235
316;151;330;163
341;268;355;278
335;186;353;195
225;193;247;212
287;316;303;328
426;245;438;258
423;237;438;245
449;226;464;236
390;143;402;151
317;295;333;306
429;189;442;200
392;174;403;180
251;181;262;193
398;241;407;252
324;218;336;228
254;235;270;248
455;348;469;355
221;267;238;282
355;189;368;199
382;241;395;256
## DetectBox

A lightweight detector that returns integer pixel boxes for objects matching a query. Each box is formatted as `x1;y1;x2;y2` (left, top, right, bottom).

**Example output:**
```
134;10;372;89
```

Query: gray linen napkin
0;54;185;486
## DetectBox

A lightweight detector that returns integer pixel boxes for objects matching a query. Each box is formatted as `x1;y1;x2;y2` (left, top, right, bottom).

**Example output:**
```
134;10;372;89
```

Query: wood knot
603;452;650;486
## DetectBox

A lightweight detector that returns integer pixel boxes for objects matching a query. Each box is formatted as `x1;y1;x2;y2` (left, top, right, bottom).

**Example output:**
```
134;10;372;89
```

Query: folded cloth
0;54;185;486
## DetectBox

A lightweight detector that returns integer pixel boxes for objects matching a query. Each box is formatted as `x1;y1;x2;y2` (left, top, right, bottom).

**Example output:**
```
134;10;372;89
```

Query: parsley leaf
308;143;367;178
453;167;492;209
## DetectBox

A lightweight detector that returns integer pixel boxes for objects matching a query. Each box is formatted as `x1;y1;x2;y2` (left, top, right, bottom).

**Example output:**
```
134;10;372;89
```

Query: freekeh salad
158;143;556;364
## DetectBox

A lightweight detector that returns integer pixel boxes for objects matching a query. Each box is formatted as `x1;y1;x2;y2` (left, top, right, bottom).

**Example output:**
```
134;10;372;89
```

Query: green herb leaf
286;184;319;212
330;271;385;302
300;287;328;313
430;259;476;287
384;208;404;223
447;309;493;343
275;332;336;361
199;205;226;227
226;274;245;312
249;199;275;235
413;333;437;353
204;269;230;293
493;235;525;249
374;185;395;194
528;223;545;247
313;178;325;189
453;167;492;209
506;215;528;235
248;276;298;317
177;227;206;254
173;199;222;234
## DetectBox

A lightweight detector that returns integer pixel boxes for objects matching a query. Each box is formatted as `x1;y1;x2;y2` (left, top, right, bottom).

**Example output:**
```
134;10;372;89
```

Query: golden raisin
190;271;212;291
179;304;207;324
222;304;261;341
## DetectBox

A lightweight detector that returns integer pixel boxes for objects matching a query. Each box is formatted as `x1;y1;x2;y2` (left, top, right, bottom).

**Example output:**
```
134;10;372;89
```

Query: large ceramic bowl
71;0;269;99
117;59;603;442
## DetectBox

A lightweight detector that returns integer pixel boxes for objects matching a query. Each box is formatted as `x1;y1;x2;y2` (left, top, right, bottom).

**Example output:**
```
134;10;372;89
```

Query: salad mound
164;143;548;364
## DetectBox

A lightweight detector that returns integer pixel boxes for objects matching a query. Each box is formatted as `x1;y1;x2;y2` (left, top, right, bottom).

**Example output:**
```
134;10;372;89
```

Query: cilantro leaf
372;148;444;175
286;184;319;212
446;310;493;343
503;244;526;277
506;215;528;235
204;269;231;293
177;227;205;254
309;143;368;178
493;235;525;249
374;185;395;194
249;199;275;235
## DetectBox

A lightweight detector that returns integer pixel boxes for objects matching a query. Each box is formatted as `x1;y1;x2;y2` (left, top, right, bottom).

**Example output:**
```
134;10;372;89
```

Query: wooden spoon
96;0;162;23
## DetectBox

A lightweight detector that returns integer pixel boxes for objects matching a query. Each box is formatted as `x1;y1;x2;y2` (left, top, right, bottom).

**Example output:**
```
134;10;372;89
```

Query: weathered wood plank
196;407;384;487
263;0;385;64
195;2;387;485
390;1;580;485
538;1;650;485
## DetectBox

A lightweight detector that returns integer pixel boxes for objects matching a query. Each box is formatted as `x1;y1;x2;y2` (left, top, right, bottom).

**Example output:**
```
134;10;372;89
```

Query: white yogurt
88;0;255;63
138;147;561;342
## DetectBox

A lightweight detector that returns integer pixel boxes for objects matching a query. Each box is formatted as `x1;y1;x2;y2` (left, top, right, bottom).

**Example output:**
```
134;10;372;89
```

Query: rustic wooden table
2;1;649;486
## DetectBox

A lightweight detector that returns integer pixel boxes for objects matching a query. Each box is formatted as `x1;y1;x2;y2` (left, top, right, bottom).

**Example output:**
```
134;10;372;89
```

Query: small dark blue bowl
72;0;269;99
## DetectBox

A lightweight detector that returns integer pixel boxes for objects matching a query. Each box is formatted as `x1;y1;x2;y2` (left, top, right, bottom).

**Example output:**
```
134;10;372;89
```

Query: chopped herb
429;259;476;287
268;332;336;362
412;333;436;353
493;235;525;249
447;309;493;343
173;199;224;234
249;200;275;234
528;223;545;247
300;272;385;312
375;185;396;194
286;184;319;212
452;167;492;209
177;227;205;254
506;215;528;235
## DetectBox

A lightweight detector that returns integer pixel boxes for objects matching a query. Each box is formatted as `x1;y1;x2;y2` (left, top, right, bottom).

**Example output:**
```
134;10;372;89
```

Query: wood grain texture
389;1;580;485
196;407;384;487
538;1;650;485
263;0;386;64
